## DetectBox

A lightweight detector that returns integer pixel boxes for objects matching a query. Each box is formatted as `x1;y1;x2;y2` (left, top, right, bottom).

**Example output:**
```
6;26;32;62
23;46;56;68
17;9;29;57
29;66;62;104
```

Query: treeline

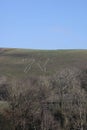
0;67;87;130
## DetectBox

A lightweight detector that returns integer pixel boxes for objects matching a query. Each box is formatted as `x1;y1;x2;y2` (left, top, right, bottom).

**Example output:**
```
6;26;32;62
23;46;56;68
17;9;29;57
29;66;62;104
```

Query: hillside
1;48;87;129
0;48;87;80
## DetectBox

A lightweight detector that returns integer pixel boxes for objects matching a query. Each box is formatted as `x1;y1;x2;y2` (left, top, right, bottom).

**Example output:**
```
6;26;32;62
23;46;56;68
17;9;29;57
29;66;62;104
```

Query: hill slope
0;48;87;79
1;48;87;129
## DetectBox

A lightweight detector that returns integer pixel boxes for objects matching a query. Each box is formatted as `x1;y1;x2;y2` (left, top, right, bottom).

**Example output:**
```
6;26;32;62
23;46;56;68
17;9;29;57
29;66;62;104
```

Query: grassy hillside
0;48;87;79
1;48;87;129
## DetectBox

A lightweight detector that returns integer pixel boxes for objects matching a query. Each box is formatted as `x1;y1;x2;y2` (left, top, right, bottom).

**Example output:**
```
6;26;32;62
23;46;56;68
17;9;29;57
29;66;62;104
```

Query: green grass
0;48;87;79
0;101;9;113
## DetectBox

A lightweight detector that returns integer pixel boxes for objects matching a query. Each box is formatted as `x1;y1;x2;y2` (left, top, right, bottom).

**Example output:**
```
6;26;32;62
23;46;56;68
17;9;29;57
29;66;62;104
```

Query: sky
0;0;87;50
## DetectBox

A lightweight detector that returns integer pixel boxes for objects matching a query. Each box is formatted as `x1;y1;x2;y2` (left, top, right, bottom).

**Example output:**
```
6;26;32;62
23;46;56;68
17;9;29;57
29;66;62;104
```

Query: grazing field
0;48;87;78
1;48;87;130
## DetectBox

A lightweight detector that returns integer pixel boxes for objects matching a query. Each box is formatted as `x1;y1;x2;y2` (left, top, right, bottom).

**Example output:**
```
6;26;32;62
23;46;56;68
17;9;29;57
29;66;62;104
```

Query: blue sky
0;0;87;49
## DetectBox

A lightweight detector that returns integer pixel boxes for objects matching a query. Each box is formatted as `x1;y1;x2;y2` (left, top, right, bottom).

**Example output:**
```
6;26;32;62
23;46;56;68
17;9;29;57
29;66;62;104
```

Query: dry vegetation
0;49;87;130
